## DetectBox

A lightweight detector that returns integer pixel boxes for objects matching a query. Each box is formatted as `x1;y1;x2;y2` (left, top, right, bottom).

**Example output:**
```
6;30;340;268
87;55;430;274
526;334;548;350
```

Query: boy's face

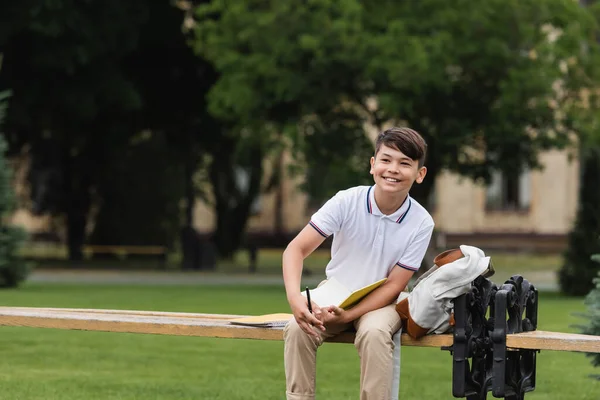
369;144;427;194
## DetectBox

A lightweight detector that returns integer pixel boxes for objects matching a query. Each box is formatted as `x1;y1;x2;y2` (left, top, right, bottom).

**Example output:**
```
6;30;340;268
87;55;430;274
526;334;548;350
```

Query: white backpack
395;245;493;339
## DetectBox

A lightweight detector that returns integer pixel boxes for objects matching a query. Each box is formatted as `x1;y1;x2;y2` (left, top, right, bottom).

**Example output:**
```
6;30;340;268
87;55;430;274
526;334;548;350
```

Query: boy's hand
320;305;349;329
289;295;325;338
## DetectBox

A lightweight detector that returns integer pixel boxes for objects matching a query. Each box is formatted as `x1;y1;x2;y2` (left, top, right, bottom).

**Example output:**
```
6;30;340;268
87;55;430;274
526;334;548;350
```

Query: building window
486;168;531;211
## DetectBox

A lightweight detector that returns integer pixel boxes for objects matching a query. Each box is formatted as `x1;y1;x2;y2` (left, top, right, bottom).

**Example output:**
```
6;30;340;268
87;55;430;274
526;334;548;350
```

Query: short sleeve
309;191;346;238
395;218;435;272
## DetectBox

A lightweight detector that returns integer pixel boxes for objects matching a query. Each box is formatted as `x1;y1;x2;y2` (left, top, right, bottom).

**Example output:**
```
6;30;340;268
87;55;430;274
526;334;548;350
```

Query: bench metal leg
491;276;538;399
445;275;539;399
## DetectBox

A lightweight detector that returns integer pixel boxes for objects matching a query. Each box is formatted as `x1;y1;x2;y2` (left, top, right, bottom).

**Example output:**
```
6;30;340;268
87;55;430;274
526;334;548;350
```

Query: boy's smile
382;177;400;183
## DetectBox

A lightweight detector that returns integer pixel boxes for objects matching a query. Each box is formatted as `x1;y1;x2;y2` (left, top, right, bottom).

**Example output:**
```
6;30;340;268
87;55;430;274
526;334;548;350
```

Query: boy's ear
369;156;375;174
415;166;427;184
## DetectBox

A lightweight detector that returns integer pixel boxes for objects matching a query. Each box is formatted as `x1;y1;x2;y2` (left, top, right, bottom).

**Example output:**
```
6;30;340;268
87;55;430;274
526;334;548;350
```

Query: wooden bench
0;306;597;353
1;274;599;399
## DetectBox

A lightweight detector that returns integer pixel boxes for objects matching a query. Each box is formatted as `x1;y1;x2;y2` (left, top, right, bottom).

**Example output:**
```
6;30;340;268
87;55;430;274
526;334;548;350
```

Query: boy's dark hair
375;127;427;167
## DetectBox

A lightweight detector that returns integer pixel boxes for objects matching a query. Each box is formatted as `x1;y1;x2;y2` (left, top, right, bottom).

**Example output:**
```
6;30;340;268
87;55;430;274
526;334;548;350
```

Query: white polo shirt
309;185;435;292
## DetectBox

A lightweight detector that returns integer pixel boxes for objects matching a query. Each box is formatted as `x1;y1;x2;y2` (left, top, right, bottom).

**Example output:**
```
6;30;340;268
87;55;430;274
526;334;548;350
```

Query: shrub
559;147;600;295
0;91;30;287
581;252;600;379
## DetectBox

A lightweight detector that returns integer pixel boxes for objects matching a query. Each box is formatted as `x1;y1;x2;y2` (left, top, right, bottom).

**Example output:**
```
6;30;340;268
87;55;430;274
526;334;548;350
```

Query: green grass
0;284;597;399
221;248;562;275
220;249;562;288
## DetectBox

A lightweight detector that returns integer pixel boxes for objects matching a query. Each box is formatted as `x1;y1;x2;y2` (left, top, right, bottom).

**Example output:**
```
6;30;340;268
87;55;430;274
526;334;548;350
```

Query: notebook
229;313;293;328
301;277;387;309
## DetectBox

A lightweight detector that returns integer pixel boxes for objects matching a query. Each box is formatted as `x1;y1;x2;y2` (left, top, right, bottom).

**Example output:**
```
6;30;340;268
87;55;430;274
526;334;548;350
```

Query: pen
305;286;313;314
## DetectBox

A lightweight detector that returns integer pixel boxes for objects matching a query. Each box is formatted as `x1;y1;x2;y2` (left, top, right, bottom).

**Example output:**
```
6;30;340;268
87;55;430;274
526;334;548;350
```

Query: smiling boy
282;127;435;400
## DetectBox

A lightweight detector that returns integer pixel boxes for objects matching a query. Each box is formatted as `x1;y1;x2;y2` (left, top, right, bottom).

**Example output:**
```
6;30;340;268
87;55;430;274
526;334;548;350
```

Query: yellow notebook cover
229;313;293;328
302;277;387;309
339;278;387;309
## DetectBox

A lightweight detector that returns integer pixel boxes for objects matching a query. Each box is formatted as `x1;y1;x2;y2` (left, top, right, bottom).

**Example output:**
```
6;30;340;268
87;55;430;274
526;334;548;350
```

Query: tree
582;269;600;379
560;148;600;295
0;90;29;287
558;0;600;295
0;0;148;260
208;132;267;258
122;0;221;267
0;1;236;264
89;131;184;249
192;0;600;209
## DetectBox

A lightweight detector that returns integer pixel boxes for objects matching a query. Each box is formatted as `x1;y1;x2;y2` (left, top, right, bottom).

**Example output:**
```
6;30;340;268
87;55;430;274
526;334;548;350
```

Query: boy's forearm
343;267;413;322
344;283;403;322
282;247;304;301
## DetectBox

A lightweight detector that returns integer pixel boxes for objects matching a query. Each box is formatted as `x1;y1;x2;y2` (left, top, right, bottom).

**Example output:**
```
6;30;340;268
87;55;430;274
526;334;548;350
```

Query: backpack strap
434;248;465;267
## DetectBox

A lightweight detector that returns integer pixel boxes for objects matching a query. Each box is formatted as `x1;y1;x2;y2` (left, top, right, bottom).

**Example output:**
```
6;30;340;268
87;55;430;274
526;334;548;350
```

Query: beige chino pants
284;303;402;400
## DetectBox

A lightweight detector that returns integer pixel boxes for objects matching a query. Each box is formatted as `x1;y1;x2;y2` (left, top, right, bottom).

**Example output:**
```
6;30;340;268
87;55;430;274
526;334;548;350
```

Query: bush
0;91;30;287
581;252;600;379
559;147;600;295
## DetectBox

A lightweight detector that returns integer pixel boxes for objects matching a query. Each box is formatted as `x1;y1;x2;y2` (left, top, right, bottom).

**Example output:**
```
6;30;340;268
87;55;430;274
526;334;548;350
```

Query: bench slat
0;307;450;347
0;307;597;353
0;307;245;320
506;330;600;353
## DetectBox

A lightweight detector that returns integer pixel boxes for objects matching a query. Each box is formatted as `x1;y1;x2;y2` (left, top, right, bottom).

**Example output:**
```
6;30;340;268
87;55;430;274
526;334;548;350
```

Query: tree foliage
90;131;184;248
124;0;217;227
193;0;600;206
0;0;148;260
89;0;217;258
0;1;219;261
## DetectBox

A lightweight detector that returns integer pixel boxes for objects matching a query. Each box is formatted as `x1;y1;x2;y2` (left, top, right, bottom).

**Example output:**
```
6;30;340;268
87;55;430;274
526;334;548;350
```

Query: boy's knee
285;320;310;342
284;319;302;340
284;319;322;349
354;325;391;349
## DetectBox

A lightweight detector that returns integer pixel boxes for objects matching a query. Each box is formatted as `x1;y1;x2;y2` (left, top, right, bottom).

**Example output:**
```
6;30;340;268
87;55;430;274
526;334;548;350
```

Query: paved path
29;269;326;286
28;268;559;291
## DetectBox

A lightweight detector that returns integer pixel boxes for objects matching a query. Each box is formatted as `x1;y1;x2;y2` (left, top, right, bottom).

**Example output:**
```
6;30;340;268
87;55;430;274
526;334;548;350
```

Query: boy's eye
381;159;390;162
401;162;411;166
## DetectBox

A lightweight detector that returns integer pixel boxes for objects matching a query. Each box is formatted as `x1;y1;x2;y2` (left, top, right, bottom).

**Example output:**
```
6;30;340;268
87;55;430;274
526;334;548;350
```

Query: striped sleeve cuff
396;261;419;272
309;221;329;238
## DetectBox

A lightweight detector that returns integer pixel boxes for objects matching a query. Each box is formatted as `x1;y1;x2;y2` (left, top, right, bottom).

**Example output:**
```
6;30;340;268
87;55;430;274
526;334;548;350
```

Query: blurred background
0;0;599;294
0;1;600;399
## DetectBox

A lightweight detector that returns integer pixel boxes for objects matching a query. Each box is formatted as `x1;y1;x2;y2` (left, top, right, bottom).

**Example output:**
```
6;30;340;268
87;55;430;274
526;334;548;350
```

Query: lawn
218;248;562;280
0;283;597;399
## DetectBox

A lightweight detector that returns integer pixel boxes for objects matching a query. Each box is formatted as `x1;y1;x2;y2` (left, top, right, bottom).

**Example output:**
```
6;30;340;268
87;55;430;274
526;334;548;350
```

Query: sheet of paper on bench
229;313;293;328
302;277;387;309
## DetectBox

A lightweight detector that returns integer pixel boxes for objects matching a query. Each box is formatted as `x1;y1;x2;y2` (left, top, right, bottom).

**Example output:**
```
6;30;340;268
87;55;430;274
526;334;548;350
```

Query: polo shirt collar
366;185;412;223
